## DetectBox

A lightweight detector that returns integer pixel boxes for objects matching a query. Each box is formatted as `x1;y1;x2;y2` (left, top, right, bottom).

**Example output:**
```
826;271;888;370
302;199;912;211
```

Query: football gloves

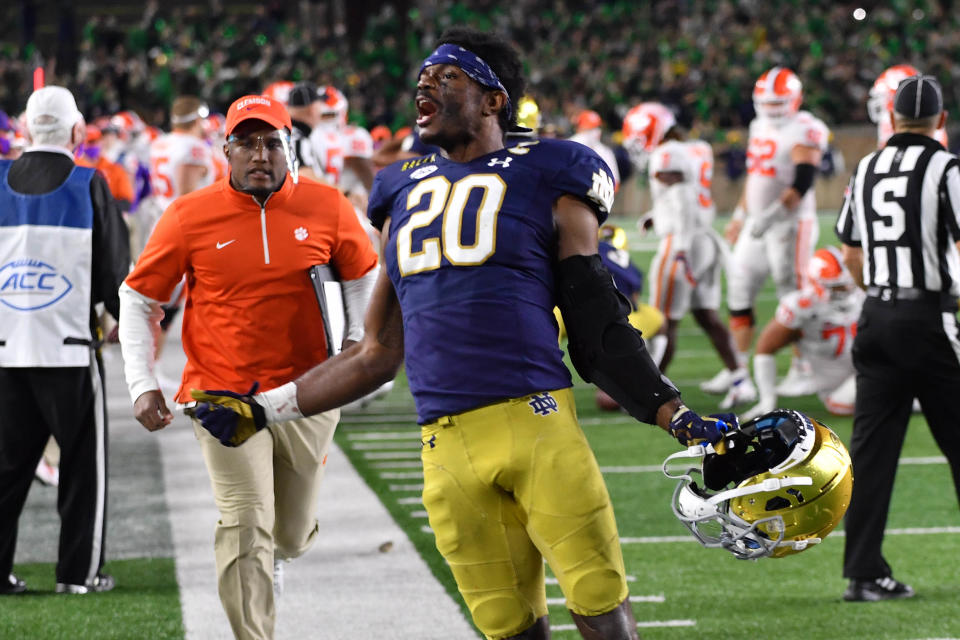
190;383;267;447
669;406;737;454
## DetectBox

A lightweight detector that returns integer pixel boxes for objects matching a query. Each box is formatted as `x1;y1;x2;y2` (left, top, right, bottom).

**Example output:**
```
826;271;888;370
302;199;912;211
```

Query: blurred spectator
1;0;957;163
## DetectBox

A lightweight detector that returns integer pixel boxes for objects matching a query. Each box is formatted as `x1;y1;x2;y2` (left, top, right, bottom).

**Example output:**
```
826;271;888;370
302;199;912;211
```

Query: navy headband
419;44;513;122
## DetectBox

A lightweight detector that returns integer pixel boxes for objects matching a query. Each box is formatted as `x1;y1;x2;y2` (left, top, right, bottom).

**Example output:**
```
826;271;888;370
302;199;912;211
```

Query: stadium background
4;2;960;638
3;0;959;213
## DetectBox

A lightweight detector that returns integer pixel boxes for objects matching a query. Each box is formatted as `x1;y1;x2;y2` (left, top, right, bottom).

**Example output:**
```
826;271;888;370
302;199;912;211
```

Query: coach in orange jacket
117;95;379;639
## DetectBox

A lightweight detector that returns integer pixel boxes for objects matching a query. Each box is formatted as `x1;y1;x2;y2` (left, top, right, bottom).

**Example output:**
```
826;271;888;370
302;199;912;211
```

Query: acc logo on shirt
0;258;73;311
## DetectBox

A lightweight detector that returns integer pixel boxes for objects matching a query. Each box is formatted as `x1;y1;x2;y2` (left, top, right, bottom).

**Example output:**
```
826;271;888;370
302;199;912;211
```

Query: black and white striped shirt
836;133;960;294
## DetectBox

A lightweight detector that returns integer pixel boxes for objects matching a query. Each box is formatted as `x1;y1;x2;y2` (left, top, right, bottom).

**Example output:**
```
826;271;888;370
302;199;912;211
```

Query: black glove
668;406;737;453
190;383;266;447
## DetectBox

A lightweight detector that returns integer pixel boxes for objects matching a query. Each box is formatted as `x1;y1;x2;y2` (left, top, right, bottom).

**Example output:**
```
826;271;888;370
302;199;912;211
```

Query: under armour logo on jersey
488;157;513;168
294;227;308;241
420;434;437;449
528;392;559;416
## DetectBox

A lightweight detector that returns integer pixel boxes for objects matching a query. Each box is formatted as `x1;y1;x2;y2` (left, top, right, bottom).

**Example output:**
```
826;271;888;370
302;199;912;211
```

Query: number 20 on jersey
397;174;506;276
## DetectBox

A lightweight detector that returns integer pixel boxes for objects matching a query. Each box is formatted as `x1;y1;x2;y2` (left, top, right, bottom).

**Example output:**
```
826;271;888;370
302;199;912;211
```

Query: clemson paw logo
294;227;308;241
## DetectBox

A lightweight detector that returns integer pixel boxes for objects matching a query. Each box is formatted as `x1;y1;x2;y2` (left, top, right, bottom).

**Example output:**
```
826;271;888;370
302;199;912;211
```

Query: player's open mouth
247;169;270;179
416;97;438;126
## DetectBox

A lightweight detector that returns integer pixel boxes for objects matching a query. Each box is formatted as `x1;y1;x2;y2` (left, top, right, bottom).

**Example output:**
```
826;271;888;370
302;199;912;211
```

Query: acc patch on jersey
410;165;438;180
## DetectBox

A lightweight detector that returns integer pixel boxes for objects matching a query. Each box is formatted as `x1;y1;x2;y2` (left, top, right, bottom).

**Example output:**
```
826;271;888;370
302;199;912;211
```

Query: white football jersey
774;286;864;388
745;110;829;220
148;132;214;210
309;124;374;187
569;130;621;188
647;140;707;242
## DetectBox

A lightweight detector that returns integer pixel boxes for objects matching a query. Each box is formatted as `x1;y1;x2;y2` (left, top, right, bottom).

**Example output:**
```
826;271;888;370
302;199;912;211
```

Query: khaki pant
193;410;339;640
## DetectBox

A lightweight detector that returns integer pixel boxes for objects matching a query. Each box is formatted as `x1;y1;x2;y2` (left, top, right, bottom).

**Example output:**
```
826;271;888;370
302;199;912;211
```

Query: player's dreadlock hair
435;27;526;134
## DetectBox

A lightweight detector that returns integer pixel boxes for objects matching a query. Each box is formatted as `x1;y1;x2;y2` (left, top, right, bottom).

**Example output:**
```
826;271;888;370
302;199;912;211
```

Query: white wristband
256;382;303;423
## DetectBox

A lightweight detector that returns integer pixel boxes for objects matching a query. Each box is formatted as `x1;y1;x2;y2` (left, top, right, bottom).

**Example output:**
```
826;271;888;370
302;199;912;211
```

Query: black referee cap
893;75;943;119
287;82;321;107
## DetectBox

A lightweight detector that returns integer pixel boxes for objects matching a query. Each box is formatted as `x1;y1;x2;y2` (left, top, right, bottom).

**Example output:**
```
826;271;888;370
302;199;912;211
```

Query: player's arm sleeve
835;172;860;246
89;172;130;320
118;282;165;403
556;253;680;425
341;266;379;341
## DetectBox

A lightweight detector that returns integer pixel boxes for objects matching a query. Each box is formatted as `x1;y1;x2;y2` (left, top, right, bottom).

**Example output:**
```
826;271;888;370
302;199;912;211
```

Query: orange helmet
867;64;920;124
753;67;803;124
807;246;853;297
263;81;295;105
317;86;348;128
575;109;602;132
370;124;392;146
110;110;145;140
622;102;676;169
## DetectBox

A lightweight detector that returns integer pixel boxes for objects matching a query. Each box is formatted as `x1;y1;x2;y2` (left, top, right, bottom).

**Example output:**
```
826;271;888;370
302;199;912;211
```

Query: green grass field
336;214;960;640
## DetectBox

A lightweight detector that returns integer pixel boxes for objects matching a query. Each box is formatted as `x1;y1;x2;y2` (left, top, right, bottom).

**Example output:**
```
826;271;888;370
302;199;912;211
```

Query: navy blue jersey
368;138;616;423
598;240;644;305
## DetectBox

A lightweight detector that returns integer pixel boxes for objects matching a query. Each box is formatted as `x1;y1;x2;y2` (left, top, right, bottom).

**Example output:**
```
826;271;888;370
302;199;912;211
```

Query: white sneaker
720;373;758;410
700;368;733;394
35;459;59;487
273;559;284;598
776;358;818;397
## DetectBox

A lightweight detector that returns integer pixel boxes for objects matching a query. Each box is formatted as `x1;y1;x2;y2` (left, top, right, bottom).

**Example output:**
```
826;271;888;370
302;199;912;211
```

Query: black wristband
791;162;816;196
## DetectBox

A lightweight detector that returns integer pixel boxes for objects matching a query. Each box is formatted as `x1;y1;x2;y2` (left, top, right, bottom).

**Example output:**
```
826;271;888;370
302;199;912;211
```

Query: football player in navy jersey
193;27;733;640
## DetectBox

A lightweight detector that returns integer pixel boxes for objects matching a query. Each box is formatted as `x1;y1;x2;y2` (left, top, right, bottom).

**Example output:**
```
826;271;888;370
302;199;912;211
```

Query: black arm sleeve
555;254;680;425
89;172;130;321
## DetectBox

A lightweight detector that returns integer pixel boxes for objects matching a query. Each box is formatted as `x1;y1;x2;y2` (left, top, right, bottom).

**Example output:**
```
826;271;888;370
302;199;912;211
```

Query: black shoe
844;576;915;601
1;573;26;595
55;573;115;594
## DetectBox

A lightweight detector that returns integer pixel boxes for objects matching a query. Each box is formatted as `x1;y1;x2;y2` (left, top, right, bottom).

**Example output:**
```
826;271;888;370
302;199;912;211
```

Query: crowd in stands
2;0;958;144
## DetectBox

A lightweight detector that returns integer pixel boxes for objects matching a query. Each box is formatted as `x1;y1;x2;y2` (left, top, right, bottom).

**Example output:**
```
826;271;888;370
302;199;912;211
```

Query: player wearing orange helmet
868;64;948;148
741;246;864;421
623;102;742;390
707;67;830;406
569;110;620;188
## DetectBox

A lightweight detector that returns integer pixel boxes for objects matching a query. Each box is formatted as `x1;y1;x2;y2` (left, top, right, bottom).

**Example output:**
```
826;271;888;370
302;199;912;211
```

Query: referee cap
893;75;943;119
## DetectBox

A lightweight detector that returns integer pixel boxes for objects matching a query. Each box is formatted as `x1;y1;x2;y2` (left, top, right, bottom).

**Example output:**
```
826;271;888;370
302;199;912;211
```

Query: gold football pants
420;388;628;639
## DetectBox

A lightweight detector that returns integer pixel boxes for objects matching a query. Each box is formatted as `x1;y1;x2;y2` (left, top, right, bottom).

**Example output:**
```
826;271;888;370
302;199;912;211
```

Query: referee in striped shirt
835;74;960;602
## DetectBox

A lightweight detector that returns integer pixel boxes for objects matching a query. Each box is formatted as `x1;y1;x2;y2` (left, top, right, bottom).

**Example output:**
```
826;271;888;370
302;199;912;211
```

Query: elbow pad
555;254;680;424
791;163;816;196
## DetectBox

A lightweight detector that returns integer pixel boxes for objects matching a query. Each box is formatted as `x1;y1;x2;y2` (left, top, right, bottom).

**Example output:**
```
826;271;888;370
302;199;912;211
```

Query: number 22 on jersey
397;174;505;276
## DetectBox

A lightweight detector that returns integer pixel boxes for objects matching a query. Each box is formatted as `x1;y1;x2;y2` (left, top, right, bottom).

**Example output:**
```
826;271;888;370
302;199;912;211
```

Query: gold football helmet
663;409;852;559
